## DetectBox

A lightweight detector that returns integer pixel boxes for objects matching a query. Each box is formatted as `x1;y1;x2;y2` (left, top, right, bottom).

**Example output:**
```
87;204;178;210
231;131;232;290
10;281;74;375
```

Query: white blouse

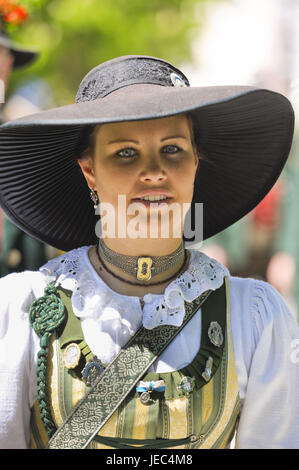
0;246;299;449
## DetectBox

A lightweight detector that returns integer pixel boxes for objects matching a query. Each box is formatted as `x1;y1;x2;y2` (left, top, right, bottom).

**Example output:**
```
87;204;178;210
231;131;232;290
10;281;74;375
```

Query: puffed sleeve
231;277;299;448
0;271;43;449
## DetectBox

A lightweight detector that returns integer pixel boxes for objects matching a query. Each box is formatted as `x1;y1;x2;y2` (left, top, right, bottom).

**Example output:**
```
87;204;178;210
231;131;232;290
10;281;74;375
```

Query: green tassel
29;281;66;437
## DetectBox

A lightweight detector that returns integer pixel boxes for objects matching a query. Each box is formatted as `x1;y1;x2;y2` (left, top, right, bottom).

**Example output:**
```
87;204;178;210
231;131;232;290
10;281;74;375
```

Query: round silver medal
140;391;151;404
63;343;81;369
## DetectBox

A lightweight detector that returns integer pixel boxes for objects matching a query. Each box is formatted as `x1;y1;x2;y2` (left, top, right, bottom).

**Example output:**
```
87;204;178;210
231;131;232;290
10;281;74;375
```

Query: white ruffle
40;245;229;331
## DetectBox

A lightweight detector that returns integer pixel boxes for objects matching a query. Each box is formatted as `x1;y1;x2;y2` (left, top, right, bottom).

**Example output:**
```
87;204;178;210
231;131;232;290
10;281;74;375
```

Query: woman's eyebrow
160;135;188;141
106;139;139;145
106;135;188;145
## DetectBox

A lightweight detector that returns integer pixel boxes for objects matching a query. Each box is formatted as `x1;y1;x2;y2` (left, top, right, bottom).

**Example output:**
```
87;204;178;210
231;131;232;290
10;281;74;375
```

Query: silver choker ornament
97;238;185;281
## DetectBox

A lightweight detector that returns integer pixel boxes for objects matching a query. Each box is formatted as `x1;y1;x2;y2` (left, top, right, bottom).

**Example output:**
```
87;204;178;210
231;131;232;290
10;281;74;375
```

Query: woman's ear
193;151;200;176
77;157;96;189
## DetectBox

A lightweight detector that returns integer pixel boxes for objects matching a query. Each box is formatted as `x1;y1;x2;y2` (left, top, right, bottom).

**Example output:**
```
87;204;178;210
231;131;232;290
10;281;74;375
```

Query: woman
0;55;298;449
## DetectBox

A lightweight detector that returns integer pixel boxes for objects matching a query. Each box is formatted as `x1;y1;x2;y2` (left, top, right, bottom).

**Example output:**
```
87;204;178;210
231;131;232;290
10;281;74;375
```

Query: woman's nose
139;157;167;183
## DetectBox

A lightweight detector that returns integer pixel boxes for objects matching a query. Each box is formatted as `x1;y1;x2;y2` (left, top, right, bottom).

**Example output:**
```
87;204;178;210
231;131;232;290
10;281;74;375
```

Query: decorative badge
81;356;104;386
63;343;81;369
136;380;165;404
177;376;195;394
202;356;213;382
140;391;152;404
208;321;223;347
170;72;187;88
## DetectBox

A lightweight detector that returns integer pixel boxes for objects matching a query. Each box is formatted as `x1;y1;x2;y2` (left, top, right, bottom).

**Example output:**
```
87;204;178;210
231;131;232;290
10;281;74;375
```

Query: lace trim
75;57;189;102
40;246;229;330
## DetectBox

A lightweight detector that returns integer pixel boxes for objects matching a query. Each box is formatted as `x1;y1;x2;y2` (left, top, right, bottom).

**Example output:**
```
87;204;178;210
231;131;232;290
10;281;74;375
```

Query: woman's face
78;114;199;239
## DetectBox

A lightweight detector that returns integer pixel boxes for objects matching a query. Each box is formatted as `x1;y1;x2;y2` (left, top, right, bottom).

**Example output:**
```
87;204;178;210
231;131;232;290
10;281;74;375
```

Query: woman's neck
102;237;183;257
88;238;189;298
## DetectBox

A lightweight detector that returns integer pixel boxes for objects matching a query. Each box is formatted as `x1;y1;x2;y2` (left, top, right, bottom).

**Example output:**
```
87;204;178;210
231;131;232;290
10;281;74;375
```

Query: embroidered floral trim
40;246;229;332
75;57;189;102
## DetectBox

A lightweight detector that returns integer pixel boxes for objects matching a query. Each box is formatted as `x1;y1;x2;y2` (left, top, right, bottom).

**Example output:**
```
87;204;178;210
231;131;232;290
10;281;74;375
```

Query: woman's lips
132;197;173;207
131;197;173;207
133;190;174;199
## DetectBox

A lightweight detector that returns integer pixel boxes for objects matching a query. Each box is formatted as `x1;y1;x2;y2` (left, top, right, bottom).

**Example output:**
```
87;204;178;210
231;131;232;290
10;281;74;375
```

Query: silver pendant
208;321;223;347
140;391;152;404
136;380;165;404
202;356;213;382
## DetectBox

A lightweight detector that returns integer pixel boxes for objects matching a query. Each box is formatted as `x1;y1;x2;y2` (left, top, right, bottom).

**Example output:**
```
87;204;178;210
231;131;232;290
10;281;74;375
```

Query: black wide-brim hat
0;55;294;251
0;32;38;68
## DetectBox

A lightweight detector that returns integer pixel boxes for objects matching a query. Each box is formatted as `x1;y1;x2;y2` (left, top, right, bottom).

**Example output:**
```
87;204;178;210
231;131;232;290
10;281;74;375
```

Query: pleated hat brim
0;83;294;251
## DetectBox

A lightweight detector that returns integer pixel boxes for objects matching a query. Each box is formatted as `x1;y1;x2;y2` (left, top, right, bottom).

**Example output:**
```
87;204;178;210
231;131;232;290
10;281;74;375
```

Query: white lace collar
40;245;229;330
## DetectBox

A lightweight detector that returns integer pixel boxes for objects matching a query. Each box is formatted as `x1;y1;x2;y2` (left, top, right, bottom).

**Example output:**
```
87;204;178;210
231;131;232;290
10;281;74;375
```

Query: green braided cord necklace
29;281;66;437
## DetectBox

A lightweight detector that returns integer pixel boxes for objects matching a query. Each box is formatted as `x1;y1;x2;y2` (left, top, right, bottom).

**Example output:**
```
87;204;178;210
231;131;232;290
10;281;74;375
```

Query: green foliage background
6;0;216;105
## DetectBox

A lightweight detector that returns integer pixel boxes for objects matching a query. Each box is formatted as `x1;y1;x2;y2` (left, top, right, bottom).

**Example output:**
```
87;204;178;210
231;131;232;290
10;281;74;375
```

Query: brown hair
77;124;100;160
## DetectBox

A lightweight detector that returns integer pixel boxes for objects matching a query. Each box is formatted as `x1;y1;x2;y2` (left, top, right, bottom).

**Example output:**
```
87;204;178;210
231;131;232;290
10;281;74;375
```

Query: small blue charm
81;356;104;386
136;380;165;404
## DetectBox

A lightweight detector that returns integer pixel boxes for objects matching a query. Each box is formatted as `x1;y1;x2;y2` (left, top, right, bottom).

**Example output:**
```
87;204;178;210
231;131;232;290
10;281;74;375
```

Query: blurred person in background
0;15;51;276
266;134;299;320
189;0;299;323
201;160;298;319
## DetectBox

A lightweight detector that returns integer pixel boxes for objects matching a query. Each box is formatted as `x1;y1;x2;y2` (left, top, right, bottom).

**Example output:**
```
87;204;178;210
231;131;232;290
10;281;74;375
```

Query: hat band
75;56;190;103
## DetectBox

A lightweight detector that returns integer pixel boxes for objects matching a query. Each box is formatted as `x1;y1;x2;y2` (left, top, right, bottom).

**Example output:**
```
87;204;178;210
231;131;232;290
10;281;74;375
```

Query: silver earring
90;188;99;208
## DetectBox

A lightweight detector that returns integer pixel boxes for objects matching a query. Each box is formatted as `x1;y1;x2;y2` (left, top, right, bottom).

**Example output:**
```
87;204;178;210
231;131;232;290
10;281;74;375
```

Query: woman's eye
162;144;181;154
116;148;137;158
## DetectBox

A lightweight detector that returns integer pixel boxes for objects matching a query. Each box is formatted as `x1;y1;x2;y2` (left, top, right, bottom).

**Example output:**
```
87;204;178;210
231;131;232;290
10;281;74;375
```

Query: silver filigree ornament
177;376;195;394
208;321;223;347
